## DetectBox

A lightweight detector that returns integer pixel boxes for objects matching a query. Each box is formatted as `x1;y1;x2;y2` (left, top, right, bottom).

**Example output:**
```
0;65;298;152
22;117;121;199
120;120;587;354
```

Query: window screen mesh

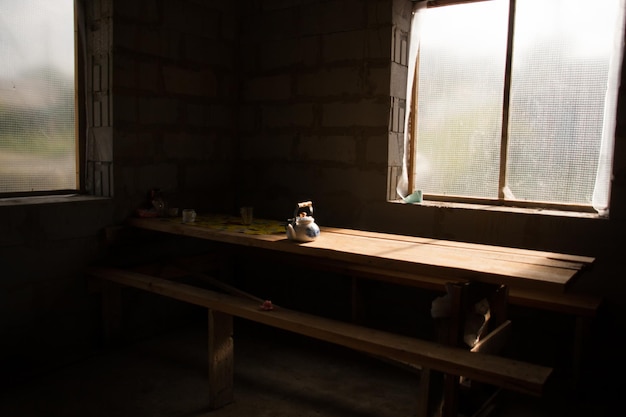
0;0;76;194
412;0;623;207
414;1;508;199
507;1;615;205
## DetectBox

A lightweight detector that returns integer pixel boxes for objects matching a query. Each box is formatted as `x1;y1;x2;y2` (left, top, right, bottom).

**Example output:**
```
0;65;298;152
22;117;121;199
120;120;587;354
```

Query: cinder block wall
112;0;240;215
236;0;400;224
0;198;114;386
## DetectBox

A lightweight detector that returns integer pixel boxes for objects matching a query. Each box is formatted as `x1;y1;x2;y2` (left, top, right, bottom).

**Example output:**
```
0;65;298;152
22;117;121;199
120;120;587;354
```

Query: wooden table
117;214;596;416
126;214;595;294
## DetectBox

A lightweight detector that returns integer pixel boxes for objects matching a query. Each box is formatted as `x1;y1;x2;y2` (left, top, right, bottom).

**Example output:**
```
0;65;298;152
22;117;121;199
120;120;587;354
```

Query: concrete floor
0;319;616;417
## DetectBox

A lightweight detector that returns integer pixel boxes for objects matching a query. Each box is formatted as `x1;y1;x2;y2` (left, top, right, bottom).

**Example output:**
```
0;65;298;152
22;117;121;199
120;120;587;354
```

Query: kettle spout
286;223;296;240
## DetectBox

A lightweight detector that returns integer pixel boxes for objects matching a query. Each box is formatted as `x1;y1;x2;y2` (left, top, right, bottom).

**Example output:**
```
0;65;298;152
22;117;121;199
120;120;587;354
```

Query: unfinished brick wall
84;0;113;197
112;0;239;214
107;0;411;225
235;0;404;225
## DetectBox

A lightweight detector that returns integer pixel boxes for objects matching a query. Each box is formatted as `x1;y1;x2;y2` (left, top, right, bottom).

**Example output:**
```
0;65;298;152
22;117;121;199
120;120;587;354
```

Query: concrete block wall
236;0;397;224
0;197;114;387
84;0;114;199
111;0;240;216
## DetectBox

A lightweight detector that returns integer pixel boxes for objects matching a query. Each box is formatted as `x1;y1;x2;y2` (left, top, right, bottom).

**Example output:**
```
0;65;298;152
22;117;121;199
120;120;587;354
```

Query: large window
0;0;77;196
400;0;625;216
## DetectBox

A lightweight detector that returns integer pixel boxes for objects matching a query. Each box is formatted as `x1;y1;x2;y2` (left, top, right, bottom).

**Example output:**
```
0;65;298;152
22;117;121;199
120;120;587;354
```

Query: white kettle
286;201;320;242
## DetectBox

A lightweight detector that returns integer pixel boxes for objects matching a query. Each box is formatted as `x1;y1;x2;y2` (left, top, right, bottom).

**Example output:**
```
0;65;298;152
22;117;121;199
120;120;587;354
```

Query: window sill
0;194;110;207
390;199;606;220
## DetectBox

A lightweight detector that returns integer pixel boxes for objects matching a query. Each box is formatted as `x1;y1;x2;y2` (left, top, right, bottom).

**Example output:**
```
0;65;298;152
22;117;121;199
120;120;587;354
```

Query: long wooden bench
238;248;601;384
88;266;553;415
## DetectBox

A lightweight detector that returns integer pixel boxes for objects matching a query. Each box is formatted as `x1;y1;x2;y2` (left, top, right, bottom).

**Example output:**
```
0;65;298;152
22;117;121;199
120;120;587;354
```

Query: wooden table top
126;214;595;294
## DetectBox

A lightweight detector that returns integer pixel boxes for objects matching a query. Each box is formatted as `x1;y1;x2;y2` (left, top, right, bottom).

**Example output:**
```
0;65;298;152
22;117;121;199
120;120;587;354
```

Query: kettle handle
294;201;313;218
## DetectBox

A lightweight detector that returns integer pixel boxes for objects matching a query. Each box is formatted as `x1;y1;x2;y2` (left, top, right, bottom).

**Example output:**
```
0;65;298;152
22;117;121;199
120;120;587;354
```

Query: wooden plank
126;217;591;293
88;267;553;397
507;288;602;317
440;283;467;417
255;250;462;292
207;309;234;409
416;368;433;417
298;234;582;292
321;227;595;266
235;249;601;318
171;264;266;304
471;320;513;355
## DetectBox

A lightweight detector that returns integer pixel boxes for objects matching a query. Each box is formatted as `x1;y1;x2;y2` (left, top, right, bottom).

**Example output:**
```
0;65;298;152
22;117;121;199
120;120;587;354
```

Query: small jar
182;209;196;223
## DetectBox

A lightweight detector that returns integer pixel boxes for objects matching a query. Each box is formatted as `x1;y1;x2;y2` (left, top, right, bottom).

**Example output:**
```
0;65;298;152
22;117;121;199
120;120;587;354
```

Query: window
0;0;78;196
399;0;625;216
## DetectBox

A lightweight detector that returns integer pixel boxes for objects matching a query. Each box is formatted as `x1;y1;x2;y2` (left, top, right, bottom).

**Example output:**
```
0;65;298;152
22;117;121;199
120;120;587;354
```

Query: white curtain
592;1;626;215
396;1;426;201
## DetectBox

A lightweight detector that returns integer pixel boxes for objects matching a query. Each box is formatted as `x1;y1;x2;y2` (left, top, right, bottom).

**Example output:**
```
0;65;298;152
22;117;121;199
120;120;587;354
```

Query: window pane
507;0;621;205
0;0;76;194
414;0;509;198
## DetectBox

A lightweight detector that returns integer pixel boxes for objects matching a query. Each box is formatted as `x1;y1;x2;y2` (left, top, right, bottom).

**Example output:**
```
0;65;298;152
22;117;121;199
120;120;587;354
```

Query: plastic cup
240;206;253;225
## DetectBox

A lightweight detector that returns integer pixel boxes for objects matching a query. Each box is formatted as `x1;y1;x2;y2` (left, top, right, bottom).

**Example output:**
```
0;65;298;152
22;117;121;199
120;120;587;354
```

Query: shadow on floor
0;319;617;417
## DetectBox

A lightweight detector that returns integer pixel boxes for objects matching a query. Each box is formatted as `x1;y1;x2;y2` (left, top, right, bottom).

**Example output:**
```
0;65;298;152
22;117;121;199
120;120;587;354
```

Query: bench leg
416;367;429;417
417;368;448;417
207;309;234;409
418;367;464;417
436;283;467;417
